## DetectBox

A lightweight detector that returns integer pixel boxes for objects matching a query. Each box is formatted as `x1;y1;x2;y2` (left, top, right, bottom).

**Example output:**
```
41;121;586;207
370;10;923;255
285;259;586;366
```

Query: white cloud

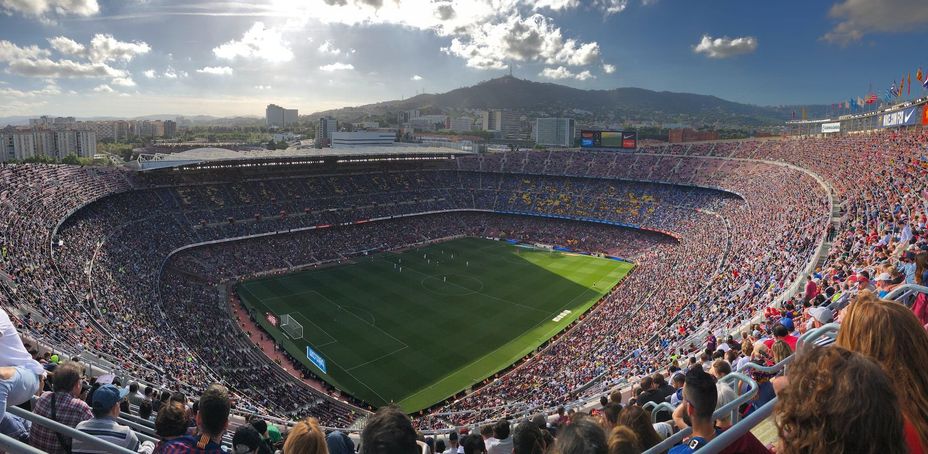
574;70;594;80
284;1;613;71
593;0;629;14
603;63;616;74
110;76;136;87
693;34;758;59
164;67;186;78
411;74;423;81
824;0;928;44
48;36;85;55
93;84;114;93
143;69;156;78
532;0;580;11
7;58;126;78
442;14;599;69
254;85;272;90
213;21;293;63
539;66;594;80
0;40;50;61
47;34;150;63
319;62;354;71
0;83;60;97
0;0;99;20
196;66;234;75
87;34;150;63
318;40;341;55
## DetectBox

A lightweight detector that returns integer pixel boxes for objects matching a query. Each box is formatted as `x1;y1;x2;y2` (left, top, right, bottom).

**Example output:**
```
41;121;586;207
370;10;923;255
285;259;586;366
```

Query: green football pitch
237;237;634;413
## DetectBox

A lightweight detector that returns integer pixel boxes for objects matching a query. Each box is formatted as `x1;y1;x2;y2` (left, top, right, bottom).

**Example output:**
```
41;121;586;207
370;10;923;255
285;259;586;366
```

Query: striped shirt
72;416;140;453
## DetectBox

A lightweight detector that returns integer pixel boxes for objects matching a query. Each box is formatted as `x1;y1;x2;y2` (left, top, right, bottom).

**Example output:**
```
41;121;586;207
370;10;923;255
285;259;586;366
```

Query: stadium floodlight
280;314;304;340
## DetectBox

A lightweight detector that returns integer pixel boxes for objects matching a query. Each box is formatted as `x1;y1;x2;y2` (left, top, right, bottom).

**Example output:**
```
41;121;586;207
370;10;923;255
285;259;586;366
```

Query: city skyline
1;0;926;117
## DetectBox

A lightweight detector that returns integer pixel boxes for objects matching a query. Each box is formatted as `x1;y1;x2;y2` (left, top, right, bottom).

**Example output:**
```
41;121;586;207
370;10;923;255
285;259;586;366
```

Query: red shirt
763;335;798;351
905;418;925;454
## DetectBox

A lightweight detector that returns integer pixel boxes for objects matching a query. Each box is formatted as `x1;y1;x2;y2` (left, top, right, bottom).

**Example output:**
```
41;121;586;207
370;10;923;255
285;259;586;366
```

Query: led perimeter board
579;130;637;150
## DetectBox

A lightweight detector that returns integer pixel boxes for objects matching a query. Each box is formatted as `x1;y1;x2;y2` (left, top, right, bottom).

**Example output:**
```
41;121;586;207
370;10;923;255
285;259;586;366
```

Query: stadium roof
133;145;471;171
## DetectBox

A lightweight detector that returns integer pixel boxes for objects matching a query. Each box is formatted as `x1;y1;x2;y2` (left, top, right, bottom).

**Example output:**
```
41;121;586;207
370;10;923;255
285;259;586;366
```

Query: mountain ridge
310;76;827;128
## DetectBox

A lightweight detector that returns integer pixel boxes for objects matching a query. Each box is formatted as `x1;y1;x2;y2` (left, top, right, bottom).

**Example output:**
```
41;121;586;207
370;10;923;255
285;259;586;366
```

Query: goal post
280;313;304;340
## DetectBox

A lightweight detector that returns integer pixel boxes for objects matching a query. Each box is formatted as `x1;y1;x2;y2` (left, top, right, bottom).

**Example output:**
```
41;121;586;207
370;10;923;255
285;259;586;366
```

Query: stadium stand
0;127;925;452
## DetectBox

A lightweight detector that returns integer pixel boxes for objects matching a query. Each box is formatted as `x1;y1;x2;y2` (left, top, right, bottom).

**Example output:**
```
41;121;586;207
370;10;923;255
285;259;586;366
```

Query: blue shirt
669;435;712;453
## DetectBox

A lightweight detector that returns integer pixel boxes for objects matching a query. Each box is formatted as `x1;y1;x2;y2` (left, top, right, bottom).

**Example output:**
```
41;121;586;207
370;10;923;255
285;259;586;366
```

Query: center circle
420;274;485;296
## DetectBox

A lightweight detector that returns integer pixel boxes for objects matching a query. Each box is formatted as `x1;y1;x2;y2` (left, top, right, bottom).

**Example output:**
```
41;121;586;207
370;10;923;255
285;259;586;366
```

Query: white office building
534;118;576;147
266;104;299;128
331;131;396;148
450;117;475;133
0;127;96;162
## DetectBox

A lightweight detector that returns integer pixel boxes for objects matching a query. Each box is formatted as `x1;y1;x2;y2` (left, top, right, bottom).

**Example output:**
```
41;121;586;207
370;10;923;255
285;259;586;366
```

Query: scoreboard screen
579;130;637;150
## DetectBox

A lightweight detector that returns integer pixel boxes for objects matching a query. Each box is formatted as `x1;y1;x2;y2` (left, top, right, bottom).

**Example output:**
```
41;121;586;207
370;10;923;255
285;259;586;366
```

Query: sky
0;0;927;118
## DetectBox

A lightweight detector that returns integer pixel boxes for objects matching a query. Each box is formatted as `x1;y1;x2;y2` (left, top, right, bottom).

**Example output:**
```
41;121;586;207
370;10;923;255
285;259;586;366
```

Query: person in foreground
360;405;418;454
834;297;928;454
158;383;231;453
775;346;906;454
72;384;140;453
668;367;717;453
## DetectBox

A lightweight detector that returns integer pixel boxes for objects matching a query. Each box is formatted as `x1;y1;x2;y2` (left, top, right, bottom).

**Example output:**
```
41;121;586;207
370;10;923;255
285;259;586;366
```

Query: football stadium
2;1;928;452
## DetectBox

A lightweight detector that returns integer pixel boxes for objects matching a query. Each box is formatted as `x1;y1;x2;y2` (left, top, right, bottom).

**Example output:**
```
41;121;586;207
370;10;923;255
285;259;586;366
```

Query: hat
49;354;59;364
91;384;128;413
876;272;892;282
780;318;794;332
232;425;261;454
751;330;761;339
809;307;834;324
266;423;281;443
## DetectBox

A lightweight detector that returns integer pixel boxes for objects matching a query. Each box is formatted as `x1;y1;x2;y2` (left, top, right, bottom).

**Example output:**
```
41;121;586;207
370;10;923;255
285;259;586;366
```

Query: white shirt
487;437;513;454
0;308;44;376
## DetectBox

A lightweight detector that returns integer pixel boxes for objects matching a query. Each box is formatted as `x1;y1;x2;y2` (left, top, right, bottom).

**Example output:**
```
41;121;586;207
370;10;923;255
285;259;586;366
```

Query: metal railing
700;397;778;454
643;372;758;454
0;433;46;454
885;284;928;308
7;406;138;454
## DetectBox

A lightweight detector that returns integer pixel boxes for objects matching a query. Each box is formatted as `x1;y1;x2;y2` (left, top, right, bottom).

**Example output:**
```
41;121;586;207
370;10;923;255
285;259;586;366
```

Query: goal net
280;314;304;340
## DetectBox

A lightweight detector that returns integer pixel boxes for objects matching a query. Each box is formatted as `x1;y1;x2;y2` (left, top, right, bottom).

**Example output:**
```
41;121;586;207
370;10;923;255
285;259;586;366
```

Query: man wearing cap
875;272;895;298
807;307;835;347
71;384;139;453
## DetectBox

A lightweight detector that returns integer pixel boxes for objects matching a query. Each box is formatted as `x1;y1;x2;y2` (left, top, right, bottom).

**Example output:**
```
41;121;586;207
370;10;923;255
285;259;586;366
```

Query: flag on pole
866;93;877;104
924;75;928;90
908;73;912;95
918;68;924;82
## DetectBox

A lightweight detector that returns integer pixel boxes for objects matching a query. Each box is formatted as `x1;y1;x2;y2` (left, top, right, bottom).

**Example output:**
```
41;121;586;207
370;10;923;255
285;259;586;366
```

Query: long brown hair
775;346;905;454
836;298;928;449
915;252;928;285
284;417;328;454
771;340;792;364
615;406;661;451
607;426;641;454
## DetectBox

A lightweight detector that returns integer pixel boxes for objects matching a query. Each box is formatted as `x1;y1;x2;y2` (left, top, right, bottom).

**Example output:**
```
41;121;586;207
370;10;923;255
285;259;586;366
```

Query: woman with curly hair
836;298;928;454
775;346;905;454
